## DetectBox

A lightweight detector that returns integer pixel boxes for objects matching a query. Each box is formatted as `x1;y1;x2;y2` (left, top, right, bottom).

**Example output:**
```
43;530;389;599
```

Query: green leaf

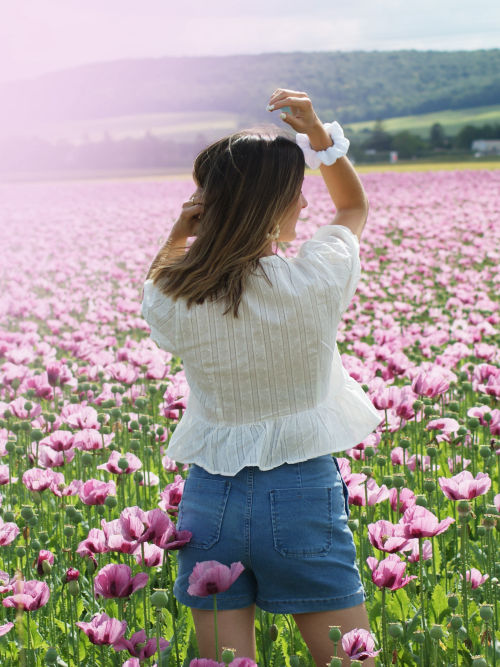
386;587;410;620
430;583;448;623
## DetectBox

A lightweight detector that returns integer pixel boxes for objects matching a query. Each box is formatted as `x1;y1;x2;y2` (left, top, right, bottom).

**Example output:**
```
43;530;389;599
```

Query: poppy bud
150;591;169;608
68;580;80;596
429;625;444;640
221;649;235;664
328;626;342;642
45;647;58;664
269;624;278;641
388;623;403;638
479;604;493;622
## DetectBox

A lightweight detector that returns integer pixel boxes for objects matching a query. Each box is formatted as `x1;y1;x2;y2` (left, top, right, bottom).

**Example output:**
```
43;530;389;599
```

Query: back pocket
177;477;231;549
270;487;333;558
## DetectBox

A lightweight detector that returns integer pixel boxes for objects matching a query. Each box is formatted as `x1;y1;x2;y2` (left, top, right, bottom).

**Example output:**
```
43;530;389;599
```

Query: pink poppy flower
341;628;381;660
22;468;58;492
390;447;406;465
162;455;179;472
159;475;185;515
461;568;489;589
119;506;148;541
467;405;492;427
113;629;169;659
2;579;50;610
426;418;460;443
0;465;13;485
39;430;74;452
133;542;164;567
411;369;450;398
348;478;390;507
0;622;14;637
46;361;73;388
187;561;244;597
151;518;192;551
366;554;417;591
8;396;42;419
367;520;409;553
26;373;54;401
388;487;416;514
63;405;100;430
79;479;116;505
190;661;223;667
35;550;54;576
438;471;491;500
104;532;137;556
0;517;20;546
487;409;500;435
230;660;258;667
94;564;148;599
400;505;454;538
400;538;433;562
131;508;174;546
36;445;75;468
76;528;108;558
494;494;500;513
76;612;127;646
73;428;114;451
97;451;142;475
64;568;80;583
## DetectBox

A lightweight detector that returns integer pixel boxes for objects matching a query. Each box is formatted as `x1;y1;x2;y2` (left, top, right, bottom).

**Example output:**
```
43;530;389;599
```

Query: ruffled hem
164;379;383;476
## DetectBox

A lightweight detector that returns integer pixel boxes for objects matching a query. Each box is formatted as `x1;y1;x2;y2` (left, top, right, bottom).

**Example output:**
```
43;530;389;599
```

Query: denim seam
245;468;254;566
256;588;365;604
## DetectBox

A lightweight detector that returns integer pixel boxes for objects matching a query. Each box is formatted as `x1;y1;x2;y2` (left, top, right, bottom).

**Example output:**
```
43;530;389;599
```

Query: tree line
1;121;499;175
2;50;500;128
349;121;500;160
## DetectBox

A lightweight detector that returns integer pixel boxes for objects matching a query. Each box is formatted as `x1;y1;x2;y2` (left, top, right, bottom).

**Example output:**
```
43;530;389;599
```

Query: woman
141;89;383;666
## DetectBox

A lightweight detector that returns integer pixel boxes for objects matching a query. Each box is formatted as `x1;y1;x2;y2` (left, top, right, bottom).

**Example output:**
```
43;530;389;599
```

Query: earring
266;225;280;241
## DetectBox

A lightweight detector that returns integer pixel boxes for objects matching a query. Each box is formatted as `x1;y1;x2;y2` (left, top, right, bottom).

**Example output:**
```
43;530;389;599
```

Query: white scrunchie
295;121;350;169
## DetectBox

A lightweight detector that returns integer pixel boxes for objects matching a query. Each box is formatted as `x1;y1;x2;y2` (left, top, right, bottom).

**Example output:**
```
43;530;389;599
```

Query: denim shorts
173;454;366;614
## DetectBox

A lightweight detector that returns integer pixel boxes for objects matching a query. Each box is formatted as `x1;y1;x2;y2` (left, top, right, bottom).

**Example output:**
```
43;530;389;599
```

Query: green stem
213;594;219;662
460;522;469;636
258;608;269;667
381;587;389;667
156;609;163;665
27;611;32;667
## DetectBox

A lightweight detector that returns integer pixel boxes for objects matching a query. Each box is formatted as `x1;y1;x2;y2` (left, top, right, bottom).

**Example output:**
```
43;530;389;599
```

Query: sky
1;0;500;84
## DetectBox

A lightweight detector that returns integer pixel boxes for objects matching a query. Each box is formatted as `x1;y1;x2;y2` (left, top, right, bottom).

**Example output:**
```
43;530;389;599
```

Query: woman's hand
171;192;204;239
267;89;322;135
267;88;333;152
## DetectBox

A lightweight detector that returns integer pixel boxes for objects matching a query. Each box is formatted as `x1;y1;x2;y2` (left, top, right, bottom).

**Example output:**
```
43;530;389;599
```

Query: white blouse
141;224;383;475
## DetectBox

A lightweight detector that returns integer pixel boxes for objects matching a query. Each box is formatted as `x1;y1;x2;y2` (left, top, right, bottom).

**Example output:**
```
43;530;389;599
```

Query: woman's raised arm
267;89;368;242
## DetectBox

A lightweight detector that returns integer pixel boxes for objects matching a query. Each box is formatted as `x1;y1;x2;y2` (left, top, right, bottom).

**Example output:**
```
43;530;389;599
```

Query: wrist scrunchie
295;121;350;169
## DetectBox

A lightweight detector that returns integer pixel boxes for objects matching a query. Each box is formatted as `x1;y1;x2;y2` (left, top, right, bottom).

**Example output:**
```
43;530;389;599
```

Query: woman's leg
293;602;376;667
191;604;257;660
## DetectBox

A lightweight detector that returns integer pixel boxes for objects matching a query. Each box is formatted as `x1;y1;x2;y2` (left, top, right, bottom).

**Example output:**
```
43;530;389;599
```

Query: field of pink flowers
0;169;499;667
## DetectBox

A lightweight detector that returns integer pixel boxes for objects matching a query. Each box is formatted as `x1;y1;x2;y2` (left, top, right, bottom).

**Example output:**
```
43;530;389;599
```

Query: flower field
0;168;499;666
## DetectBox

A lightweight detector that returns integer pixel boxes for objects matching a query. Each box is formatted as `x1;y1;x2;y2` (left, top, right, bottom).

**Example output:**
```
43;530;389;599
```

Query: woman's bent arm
306;123;368;242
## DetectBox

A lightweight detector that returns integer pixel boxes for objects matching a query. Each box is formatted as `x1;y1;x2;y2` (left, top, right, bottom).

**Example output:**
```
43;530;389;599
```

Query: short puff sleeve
297;224;361;314
141;279;177;352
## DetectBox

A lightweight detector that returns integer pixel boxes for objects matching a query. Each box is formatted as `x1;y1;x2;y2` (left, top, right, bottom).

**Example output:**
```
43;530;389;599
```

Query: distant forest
2;121;500;173
1;49;500;172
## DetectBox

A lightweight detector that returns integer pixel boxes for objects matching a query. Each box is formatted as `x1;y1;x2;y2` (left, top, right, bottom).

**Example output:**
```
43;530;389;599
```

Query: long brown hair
149;128;305;317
